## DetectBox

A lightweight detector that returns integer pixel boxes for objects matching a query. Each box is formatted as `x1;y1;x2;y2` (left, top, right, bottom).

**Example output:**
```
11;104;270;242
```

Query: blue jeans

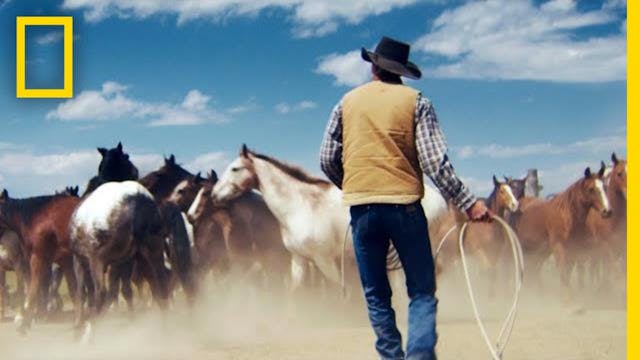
350;202;438;360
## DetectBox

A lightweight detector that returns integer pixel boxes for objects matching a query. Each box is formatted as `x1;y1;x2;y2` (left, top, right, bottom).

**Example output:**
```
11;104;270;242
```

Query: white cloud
62;0;418;37
315;50;370;87
226;98;259;115
36;31;64;45
460;176;494;195
185;151;230;174
46;82;227;126
415;0;627;82
275;100;317;114
456;134;626;160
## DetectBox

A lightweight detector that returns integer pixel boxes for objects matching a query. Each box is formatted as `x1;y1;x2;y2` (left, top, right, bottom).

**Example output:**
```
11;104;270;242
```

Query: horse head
57;186;80;197
0;189;9;223
139;154;192;201
211;144;259;205
505;176;527;200
168;172;206;211
582;163;612;218
96;141;139;182
609;152;627;201
492;175;519;213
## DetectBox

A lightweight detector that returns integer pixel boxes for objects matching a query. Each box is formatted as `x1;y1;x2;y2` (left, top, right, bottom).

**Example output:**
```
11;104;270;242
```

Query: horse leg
73;255;87;339
17;253;49;334
551;242;573;302
0;270;5;320
139;245;169;311
119;260;135;314
105;265;121;311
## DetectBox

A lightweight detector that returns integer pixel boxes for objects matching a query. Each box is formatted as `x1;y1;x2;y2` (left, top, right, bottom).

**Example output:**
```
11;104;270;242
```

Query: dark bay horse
82;142;139;196
186;171;289;290
137;155;199;303
514;164;612;299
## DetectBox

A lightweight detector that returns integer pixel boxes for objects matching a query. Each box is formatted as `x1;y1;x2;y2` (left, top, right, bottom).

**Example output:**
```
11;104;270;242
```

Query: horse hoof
81;322;93;344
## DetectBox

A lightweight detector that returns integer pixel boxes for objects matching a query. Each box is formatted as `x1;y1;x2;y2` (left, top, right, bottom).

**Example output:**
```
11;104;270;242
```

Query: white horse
211;145;449;293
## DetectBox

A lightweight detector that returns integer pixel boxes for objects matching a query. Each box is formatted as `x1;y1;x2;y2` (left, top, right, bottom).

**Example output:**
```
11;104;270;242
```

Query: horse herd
0;142;627;342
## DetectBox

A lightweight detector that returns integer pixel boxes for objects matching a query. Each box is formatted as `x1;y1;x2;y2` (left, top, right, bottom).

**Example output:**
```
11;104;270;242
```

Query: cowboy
320;36;491;360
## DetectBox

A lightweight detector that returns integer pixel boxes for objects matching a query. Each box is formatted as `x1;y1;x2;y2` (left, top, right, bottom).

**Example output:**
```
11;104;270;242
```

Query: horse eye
231;167;240;172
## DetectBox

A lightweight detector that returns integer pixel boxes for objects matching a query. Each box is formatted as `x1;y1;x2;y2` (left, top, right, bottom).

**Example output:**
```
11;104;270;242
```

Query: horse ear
194;172;203;184
584;167;592;178
97;147;107;157
169;154;176;164
209;169;218;182
1;189;8;199
493;175;500;187
240;144;249;157
74;186;79;194
598;162;606;178
117;141;123;152
612;152;618;164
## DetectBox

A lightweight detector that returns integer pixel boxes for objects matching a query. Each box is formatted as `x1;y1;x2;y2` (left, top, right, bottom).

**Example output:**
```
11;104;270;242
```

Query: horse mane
548;177;587;216
2;194;67;227
249;151;332;187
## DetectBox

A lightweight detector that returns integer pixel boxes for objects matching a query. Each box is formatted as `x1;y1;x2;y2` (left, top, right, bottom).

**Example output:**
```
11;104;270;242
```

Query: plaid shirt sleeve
320;100;344;188
415;94;477;211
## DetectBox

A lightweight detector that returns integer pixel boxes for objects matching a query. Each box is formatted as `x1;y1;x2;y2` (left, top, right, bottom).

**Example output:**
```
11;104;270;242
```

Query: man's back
341;80;423;206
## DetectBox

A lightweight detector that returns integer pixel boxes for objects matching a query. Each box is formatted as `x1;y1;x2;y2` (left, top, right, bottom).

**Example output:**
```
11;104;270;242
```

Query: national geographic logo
16;16;73;98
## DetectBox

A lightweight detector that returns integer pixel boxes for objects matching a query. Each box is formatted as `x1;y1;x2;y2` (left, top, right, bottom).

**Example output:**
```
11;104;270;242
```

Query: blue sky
0;0;627;197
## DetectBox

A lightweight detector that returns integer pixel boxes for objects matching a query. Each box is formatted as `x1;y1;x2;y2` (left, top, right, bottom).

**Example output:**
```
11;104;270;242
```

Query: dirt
0;268;626;360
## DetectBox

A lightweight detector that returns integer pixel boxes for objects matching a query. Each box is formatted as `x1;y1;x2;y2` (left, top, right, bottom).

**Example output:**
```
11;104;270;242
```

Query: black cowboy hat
361;36;422;80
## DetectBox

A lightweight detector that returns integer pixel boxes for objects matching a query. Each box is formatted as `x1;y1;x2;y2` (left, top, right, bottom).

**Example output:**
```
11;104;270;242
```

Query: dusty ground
0;268;626;360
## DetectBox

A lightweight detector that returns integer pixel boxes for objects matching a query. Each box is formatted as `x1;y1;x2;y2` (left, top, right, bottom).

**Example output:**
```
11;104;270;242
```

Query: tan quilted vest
341;80;423;206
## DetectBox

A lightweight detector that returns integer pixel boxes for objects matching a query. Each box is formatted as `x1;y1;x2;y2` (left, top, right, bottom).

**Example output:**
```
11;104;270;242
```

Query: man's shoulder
344;81;422;100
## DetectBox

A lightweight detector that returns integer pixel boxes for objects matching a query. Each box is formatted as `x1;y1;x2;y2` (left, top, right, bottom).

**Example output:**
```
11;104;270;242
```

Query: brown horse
0;190;80;333
514;164;611;299
430;176;519;296
585;153;627;289
186;174;289;289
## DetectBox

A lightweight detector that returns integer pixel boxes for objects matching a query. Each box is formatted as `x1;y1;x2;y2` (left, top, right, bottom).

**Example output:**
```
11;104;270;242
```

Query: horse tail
163;203;197;303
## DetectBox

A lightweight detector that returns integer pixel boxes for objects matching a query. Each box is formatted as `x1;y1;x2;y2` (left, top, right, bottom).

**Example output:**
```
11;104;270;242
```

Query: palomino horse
430;176;519;296
0;227;28;320
186;172;289;289
70;181;169;340
0;142;138;334
514;164;612;299
211;145;351;294
585;153;627;289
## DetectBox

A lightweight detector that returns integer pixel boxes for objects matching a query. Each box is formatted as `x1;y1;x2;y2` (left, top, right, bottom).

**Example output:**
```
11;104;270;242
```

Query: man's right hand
466;200;492;222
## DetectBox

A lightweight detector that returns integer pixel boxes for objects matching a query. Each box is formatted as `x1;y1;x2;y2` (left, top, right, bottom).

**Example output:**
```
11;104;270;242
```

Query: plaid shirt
320;92;477;211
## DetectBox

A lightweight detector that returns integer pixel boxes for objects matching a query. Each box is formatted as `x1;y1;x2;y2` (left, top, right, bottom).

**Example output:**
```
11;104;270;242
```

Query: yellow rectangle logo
16;16;73;98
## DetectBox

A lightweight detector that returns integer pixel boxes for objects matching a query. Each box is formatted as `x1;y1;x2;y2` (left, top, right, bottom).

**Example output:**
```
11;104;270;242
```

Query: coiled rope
435;215;524;360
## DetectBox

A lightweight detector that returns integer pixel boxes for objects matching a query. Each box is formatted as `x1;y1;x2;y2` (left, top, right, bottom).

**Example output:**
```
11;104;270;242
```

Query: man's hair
372;64;402;83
